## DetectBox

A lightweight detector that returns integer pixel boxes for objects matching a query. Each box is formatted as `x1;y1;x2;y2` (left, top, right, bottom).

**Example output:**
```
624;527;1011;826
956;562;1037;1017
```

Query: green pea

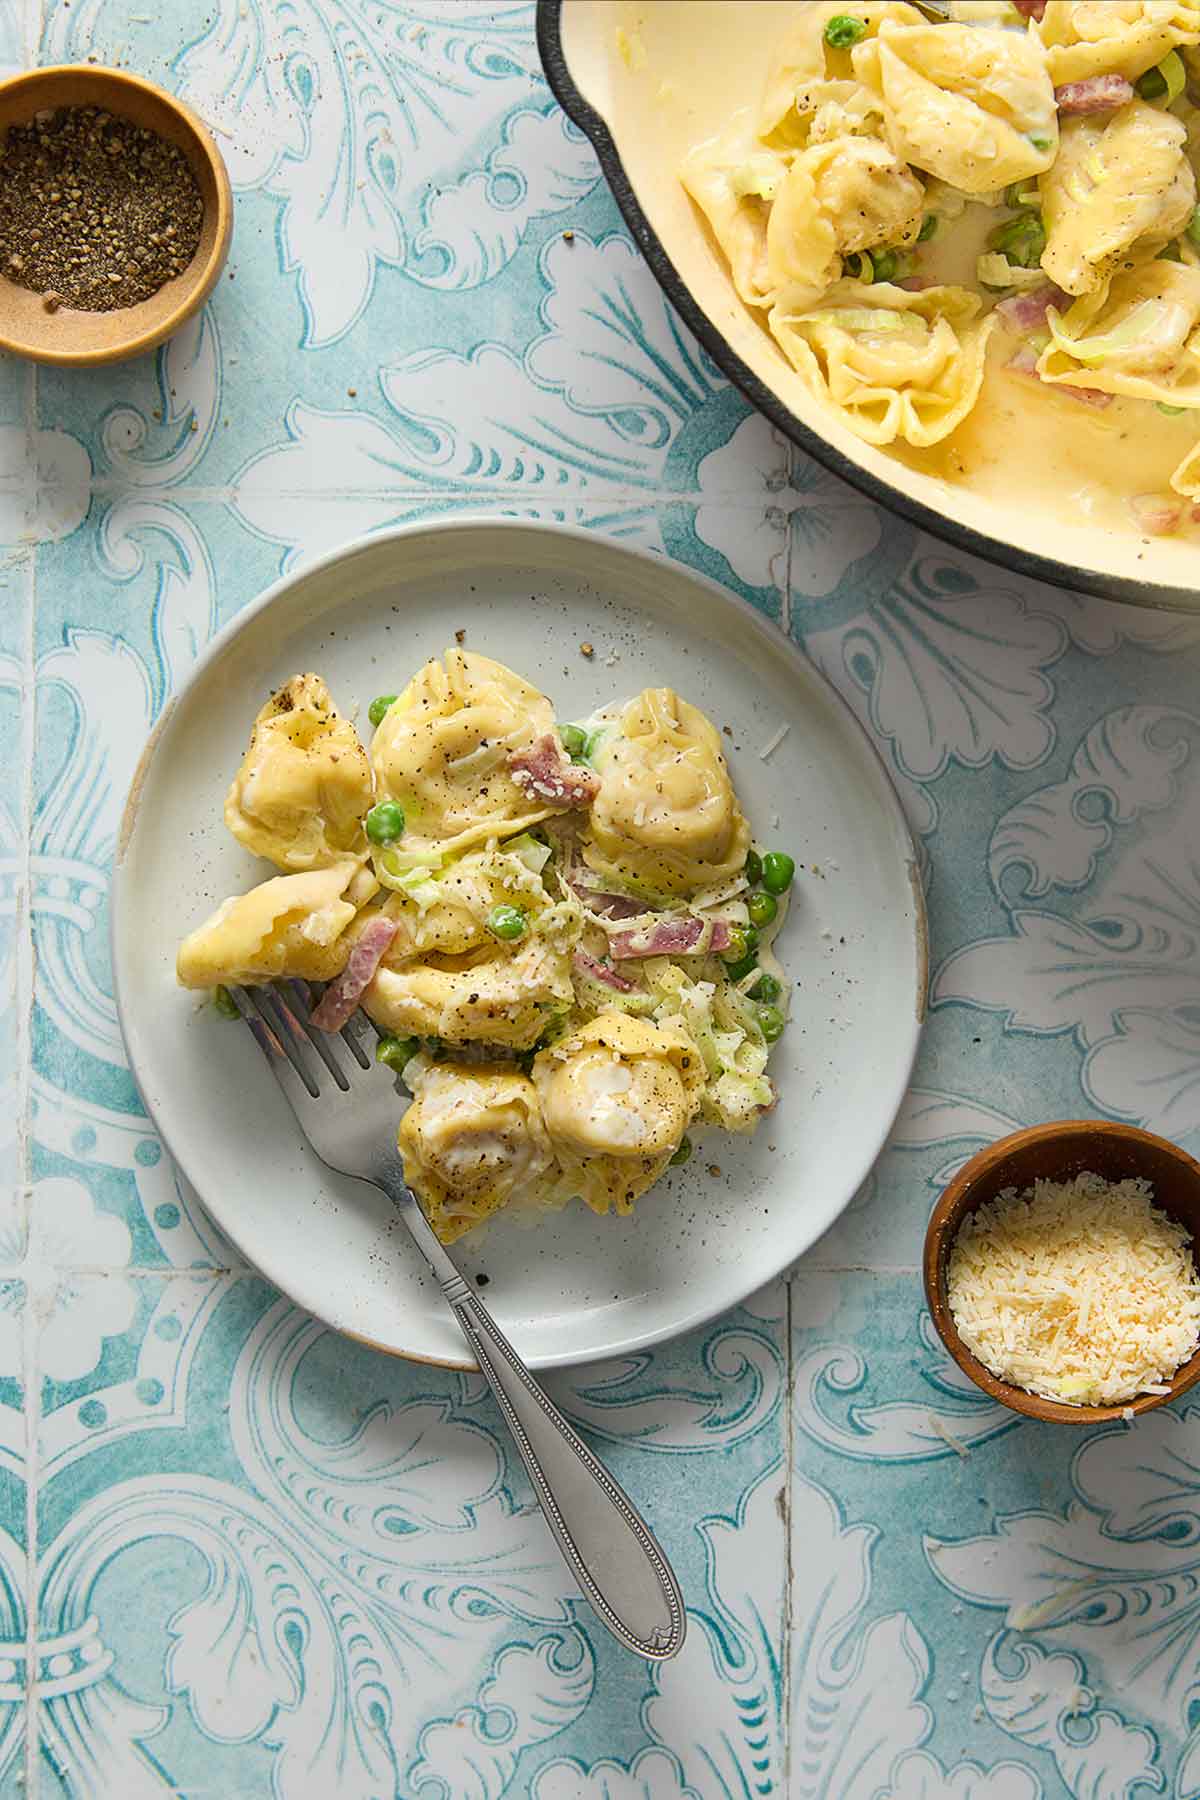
721;925;759;964
724;951;759;981
761;852;795;896
750;972;782;1004
744;848;763;885
869;248;899;283
747;890;778;930
823;12;868;47
1029;135;1053;153
917;213;938;242
1188;206;1200;246
213;984;239;1020
987;211;1045;270
365;800;405;845
488;903;527;941
1136;64;1168;100
368;694;397;728
376;1034;419;1071
1158;401;1188;416
670;1135;692;1167
559;723;587;760
757;1005;785;1043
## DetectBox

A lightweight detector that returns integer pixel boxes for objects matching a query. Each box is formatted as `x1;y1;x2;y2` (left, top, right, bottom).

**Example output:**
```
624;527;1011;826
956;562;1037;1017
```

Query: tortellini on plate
532;1013;705;1216
1035;1;1200;86
375;842;555;963
371;650;557;856
224;674;373;872
1040;102;1195;297
583;687;750;899
1037;260;1200;405
176;862;360;989
363;933;575;1051
398;1059;554;1242
852;20;1058;194
769;280;995;448
182;651;794;1244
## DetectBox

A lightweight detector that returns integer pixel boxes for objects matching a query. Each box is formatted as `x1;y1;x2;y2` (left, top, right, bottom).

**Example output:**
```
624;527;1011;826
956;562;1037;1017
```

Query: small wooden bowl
0;65;232;366
924;1120;1200;1424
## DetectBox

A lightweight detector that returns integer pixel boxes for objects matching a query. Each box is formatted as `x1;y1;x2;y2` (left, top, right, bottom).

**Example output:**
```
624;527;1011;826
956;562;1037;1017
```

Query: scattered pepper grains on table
0;104;203;312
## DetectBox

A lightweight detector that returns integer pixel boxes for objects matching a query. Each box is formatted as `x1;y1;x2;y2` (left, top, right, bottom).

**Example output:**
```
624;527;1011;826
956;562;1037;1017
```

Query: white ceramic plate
113;521;925;1369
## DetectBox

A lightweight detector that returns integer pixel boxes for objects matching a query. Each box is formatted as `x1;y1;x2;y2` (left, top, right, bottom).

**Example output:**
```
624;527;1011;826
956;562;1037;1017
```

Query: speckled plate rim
111;518;927;1370
536;0;1199;615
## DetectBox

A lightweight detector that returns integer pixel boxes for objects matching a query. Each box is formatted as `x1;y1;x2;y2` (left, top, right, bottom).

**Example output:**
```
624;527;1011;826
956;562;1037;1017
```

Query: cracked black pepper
0;104;204;312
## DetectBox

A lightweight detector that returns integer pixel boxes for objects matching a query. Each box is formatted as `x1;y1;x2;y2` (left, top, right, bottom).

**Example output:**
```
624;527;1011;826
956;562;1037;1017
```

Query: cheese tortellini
225;675;373;872
372;650;557;856
766;136;924;299
852;20;1058;194
1037;260;1200;403
583;688;750;899
177;862;360;988
532;1014;706;1216
770;280;995;448
758;2;922;147
180;650;794;1243
1035;2;1200;86
364;933;575;1052
398;1060;554;1241
1040;102;1194;296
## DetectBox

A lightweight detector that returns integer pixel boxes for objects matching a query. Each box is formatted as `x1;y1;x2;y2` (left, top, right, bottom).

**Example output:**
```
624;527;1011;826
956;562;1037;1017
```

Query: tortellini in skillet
224;675;373;872
177;862;360;989
769;281;995;448
765;136;924;299
371;650;557;856
583;688;750;899
851;20;1058;194
532;1014;706;1216
1035;1;1200;86
758;2;922;147
363;933;575;1051
398;1060;554;1241
1040;102;1195;297
1036;260;1200;404
680;130;785;309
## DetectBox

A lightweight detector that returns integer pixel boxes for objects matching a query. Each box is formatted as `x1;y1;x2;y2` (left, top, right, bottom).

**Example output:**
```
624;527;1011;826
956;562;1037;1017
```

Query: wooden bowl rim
0;63;233;366
923;1119;1200;1425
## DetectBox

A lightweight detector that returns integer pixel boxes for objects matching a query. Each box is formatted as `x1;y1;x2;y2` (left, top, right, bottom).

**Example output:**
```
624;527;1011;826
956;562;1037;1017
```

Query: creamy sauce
590;0;1200;553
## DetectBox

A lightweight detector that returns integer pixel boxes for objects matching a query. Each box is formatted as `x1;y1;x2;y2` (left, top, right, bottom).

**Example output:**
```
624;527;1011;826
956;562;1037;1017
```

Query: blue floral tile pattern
2;0;1200;1793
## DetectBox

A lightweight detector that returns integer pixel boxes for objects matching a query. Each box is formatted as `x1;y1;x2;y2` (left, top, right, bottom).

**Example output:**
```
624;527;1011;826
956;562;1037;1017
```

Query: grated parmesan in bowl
946;1172;1200;1409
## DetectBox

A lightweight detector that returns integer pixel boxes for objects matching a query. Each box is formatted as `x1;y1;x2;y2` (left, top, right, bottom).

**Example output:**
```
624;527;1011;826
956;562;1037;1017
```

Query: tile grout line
21;347;39;1800
781;1273;794;1790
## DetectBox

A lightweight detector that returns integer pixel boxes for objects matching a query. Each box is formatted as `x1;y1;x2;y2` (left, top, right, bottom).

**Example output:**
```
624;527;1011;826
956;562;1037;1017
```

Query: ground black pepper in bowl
0;104;203;312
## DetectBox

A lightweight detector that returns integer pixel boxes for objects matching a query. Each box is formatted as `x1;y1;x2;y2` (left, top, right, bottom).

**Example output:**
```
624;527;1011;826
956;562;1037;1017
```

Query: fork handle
381;1175;685;1660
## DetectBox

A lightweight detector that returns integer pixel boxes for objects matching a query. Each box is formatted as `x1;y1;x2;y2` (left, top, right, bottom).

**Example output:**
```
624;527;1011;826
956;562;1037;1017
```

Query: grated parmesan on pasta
947;1172;1200;1408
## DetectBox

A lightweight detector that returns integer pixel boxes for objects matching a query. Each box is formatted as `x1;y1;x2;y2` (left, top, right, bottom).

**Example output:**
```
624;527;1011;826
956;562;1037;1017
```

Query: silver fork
227;980;686;1662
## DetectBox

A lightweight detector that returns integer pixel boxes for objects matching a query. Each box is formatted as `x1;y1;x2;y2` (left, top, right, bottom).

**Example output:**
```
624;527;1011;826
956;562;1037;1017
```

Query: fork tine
245;987;321;1099
282;981;352;1091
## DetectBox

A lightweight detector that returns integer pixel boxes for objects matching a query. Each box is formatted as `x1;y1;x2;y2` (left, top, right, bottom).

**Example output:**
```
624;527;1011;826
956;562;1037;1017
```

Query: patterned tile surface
4;1;1200;1793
